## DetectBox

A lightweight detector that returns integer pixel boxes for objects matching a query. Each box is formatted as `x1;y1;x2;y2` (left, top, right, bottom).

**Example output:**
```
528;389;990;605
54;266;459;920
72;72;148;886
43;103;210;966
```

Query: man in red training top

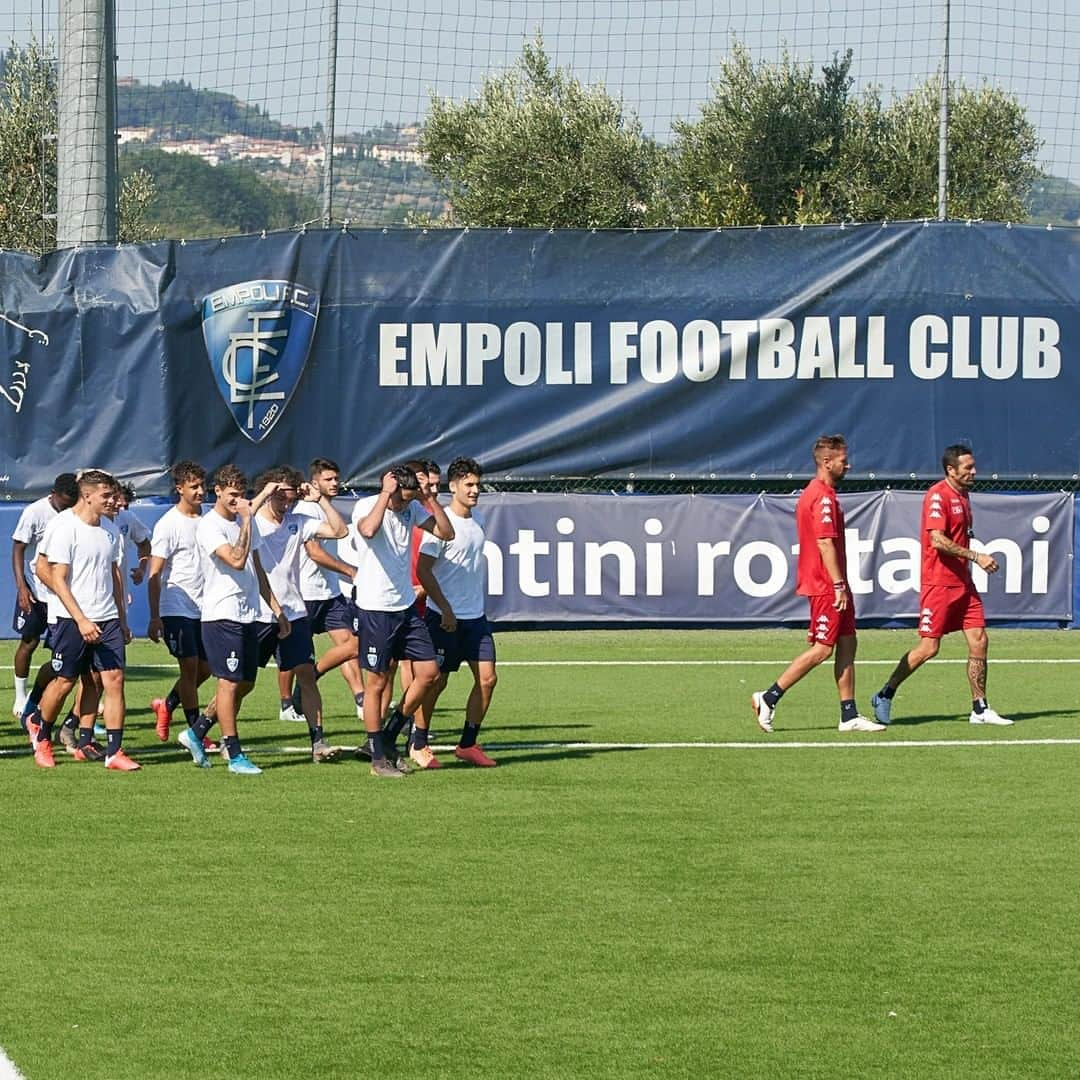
751;434;884;734
870;444;1011;726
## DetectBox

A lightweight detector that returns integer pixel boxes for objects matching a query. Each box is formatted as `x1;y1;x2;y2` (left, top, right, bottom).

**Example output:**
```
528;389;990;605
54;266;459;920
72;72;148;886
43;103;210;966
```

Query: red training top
921;478;973;588
796;477;846;596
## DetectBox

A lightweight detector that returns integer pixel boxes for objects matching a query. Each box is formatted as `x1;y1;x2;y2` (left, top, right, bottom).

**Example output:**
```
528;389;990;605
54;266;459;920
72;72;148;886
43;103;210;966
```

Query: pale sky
6;0;1080;183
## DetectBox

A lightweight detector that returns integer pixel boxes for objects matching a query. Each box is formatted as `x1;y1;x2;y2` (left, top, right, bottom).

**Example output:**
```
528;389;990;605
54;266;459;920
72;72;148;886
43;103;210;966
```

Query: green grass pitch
1;628;1079;1079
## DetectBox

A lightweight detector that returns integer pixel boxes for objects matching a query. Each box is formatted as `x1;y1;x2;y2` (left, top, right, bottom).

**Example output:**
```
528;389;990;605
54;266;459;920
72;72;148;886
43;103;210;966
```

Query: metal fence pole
937;0;950;222
56;0;118;246
322;0;339;227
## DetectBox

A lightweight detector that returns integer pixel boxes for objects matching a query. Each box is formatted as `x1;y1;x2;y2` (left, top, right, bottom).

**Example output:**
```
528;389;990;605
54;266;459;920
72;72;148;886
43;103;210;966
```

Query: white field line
4;738;1080;760
0;1047;26;1080
0;658;1077;672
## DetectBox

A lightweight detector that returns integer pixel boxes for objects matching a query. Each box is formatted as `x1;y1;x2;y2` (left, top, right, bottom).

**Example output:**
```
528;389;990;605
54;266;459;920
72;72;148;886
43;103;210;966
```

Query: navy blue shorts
305;595;354;635
355;605;435;673
256;617;315;672
425;611;496;673
202;619;259;683
12;600;48;642
163;616;206;661
48;617;126;679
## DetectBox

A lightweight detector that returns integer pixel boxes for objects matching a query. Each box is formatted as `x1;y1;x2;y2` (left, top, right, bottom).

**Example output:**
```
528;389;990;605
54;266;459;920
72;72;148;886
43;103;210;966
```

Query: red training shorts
918;585;985;638
805;590;856;646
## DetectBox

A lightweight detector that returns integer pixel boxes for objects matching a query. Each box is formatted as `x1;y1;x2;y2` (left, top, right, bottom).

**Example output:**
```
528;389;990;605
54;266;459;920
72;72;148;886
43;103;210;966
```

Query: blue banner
1;223;1079;498
1;490;1072;637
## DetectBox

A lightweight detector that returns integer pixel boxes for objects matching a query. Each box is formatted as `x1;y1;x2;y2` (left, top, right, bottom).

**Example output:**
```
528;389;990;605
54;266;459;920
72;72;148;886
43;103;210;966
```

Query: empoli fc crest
202;280;319;442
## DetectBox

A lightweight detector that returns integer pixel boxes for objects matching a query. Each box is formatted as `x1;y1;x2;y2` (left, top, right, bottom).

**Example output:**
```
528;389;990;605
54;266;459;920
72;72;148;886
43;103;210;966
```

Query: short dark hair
403;459;428;478
309;457;339;477
423;459;440;475
212;464;247;492
812;434;847;465
53;473;79;502
447;457;482;483
254;465;302;491
171;460;206;487
942;444;974;473
392;464;420;491
120;483;137;503
77;469;115;493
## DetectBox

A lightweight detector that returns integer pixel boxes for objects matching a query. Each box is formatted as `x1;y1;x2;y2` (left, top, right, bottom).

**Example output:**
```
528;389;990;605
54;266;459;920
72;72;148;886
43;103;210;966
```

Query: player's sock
840;699;858;723
14;675;27;701
459;721;480;749
762;683;785;709
62;710;79;731
354;691;364;707
192;713;215;740
78;726;94;748
972;698;988;715
877;684;896;700
224;735;242;760
184;707;199;726
308;724;324;746
279;697;292;711
411;725;429;750
28;682;45;707
365;731;384;761
105;728;123;758
165;689;181;713
38;718;54;744
382;708;410;743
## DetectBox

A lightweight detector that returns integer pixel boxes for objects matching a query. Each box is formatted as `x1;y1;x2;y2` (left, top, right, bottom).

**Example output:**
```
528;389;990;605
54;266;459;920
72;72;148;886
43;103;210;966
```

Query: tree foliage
0;40;162;253
420;36;663;227
425;38;1043;228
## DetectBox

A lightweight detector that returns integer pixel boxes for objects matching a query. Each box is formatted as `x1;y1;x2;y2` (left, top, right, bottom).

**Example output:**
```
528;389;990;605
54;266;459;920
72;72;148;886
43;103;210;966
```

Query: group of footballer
9;456;498;777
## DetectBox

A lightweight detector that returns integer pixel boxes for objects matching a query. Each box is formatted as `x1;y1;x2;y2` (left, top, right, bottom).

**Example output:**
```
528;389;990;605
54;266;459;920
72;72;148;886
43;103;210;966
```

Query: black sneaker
73;741;106;762
370;758;407;779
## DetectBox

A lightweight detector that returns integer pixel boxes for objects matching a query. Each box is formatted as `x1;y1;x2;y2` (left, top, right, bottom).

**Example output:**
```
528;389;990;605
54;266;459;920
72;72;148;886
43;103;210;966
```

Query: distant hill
121;146;319;237
117;78;321;144
1025;175;1080;227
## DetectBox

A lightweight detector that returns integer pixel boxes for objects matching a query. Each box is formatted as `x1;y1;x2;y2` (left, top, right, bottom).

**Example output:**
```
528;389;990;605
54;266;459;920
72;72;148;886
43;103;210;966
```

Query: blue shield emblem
201;280;319;442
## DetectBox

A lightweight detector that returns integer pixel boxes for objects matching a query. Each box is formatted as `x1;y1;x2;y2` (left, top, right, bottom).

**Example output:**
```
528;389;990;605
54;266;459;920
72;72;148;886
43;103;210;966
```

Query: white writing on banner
378;316;1061;387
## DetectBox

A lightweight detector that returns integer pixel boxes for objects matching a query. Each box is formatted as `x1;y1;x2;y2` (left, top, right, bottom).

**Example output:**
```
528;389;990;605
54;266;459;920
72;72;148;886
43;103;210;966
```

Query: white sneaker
839;714;886;732
750;692;774;733
12;701;26;719
970;707;1013;726
870;692;892;725
278;705;305;723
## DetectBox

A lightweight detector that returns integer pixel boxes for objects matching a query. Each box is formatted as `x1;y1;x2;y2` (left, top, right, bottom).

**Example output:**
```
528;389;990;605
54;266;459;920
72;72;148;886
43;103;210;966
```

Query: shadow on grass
478;743;650;767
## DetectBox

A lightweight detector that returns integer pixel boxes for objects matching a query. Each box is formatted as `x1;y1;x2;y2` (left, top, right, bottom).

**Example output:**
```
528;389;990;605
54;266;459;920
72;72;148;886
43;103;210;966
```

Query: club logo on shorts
226;650;239;673
201;280;320;443
51;652;62;671
366;646;378;666
352;617;360;633
15;613;25;630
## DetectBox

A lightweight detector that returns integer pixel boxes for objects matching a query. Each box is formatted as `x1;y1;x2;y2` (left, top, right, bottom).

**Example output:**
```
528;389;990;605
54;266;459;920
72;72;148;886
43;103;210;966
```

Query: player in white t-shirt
146;461;215;745
287;457;367;722
9;472;79;718
351;464;454;777
28;470;139;771
116;484;152;585
415;457;498;768
252;465;348;763
180;464;289;776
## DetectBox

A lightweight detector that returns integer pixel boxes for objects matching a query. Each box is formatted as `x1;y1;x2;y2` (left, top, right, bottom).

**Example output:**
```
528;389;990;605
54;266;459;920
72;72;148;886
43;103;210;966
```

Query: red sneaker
454;744;497;767
33;739;56;769
105;749;142;772
151;698;171;741
26;715;41;748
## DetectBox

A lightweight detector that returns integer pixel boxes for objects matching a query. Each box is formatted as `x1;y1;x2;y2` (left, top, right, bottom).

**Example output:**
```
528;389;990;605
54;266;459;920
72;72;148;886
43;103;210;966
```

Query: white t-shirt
253;510;322;622
150;506;204;618
350;496;429;612
419;508;488;620
11;494;59;601
196;511;263;624
40;511;123;623
114;506;151;570
293;500;335;601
